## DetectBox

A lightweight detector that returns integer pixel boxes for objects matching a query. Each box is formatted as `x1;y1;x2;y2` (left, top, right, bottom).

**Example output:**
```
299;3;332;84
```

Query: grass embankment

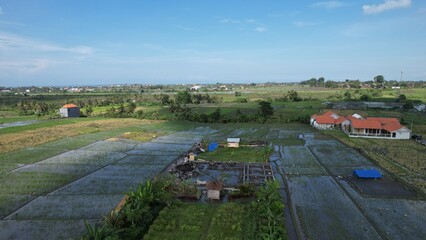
145;203;246;240
0;118;162;154
324;130;426;195
199;146;272;163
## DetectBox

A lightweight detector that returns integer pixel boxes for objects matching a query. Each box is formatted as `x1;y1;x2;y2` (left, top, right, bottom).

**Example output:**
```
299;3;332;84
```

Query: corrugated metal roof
227;138;240;143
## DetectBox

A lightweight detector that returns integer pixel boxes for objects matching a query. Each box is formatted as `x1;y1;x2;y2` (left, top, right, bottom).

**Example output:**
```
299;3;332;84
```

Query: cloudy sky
0;0;425;86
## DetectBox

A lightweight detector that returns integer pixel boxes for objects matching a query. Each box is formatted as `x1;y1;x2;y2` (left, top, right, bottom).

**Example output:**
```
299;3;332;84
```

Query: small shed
59;104;80;118
353;169;382;179
227;138;240;148
206;179;223;200
188;152;196;161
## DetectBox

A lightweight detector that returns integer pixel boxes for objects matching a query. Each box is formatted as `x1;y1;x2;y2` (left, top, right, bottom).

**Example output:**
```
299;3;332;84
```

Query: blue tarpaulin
208;142;219;152
353;169;382;179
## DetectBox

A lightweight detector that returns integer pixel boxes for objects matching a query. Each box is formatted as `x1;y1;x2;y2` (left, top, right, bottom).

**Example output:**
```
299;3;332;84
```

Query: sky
0;0;425;87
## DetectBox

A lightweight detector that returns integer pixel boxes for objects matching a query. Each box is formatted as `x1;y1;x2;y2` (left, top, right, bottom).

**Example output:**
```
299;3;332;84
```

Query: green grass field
199;146;270;162
145;202;247;240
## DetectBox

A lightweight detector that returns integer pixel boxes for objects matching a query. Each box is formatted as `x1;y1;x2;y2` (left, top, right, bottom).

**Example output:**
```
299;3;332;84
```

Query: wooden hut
206;179;223;200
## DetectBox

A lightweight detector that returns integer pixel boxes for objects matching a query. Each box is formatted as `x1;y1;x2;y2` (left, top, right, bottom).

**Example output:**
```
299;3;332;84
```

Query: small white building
190;86;201;91
227;138;240;148
59;104;80;118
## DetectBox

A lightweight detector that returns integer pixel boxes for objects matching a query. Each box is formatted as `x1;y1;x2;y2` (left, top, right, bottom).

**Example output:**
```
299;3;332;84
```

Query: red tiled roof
315;115;336;124
367;117;399;124
335;116;347;124
62;104;78;108
351;119;382;129
382;122;404;132
312;111;346;125
350;117;405;132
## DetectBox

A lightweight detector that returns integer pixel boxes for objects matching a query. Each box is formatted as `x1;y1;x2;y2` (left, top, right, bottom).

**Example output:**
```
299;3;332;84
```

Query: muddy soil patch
345;176;417;198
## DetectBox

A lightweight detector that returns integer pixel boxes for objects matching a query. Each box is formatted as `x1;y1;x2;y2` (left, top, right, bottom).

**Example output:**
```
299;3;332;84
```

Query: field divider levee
306;146;388;240
271;145;304;240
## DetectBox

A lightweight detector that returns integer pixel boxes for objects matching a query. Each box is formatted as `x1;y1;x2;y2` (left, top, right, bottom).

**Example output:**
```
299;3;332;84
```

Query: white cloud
363;0;411;14
293;21;319;27
0;32;94;54
255;27;267;32
220;18;240;24
174;24;194;31
0;58;59;73
311;1;352;9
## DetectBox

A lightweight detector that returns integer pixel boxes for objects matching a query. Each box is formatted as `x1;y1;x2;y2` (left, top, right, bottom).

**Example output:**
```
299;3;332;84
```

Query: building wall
228;142;239;148
394;129;411;139
207;190;220;200
313;122;334;130
59;108;69;117
59;107;80;118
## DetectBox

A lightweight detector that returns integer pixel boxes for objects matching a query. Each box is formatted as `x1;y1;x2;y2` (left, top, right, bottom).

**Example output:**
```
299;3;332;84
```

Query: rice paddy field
0;114;425;239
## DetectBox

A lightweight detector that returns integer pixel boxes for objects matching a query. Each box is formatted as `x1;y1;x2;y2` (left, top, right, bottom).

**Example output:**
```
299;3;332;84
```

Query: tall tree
374;75;385;88
175;91;192;104
258;101;274;118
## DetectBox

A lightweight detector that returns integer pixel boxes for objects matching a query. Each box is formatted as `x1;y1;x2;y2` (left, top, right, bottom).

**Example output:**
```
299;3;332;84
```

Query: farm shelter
59;104;80;118
206;179;223;200
353;169;382;179
227;138;240;148
310;111;347;130
345;115;411;139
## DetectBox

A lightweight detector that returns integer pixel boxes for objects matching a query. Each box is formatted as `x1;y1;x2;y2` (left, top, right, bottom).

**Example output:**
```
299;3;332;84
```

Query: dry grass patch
119;131;164;142
0;119;161;154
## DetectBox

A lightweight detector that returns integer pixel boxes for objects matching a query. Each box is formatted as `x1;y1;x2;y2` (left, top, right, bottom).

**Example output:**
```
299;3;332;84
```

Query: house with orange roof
310;111;349;130
346;115;411;139
311;111;411;139
59;103;80;117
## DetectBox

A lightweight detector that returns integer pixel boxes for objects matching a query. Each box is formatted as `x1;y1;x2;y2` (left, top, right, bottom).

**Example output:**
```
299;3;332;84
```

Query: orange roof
351;119;382;129
312;111;346;124
349;117;405;131
382;122;404;132
367;117;399;124
62;103;78;108
335;116;347;124
315;115;336;124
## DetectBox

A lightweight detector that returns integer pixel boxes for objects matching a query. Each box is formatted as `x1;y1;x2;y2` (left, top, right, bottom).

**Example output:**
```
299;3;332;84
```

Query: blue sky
0;0;425;86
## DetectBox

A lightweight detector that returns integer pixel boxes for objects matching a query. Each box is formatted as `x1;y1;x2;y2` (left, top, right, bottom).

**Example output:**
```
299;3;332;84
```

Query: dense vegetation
82;179;286;240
